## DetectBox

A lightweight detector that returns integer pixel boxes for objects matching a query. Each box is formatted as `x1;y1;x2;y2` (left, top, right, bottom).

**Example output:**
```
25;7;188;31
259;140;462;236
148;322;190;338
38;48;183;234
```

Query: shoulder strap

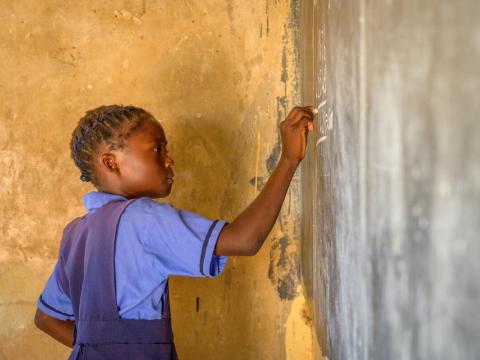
162;280;172;319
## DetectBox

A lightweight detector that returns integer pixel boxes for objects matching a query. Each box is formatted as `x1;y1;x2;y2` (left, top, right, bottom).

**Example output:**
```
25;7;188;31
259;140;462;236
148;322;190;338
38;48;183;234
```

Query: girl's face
97;118;175;199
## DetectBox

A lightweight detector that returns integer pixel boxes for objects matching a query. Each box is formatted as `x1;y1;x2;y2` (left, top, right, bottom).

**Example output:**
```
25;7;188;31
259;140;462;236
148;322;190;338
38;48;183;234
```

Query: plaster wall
0;1;312;359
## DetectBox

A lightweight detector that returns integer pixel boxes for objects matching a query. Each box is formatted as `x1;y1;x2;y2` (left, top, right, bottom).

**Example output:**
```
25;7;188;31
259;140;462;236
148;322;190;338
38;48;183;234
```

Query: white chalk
312;100;327;114
316;136;328;146
327;110;334;130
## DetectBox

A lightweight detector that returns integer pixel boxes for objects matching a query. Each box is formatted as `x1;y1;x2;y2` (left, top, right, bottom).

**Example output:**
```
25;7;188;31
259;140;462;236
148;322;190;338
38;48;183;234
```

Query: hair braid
70;105;151;185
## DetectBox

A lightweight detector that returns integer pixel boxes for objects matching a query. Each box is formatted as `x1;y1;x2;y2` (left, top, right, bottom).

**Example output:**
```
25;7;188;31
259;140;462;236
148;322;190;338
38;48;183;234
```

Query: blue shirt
37;191;229;320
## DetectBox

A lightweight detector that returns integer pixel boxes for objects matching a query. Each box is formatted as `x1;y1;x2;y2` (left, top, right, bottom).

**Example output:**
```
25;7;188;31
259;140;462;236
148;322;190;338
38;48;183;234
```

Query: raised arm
215;106;315;256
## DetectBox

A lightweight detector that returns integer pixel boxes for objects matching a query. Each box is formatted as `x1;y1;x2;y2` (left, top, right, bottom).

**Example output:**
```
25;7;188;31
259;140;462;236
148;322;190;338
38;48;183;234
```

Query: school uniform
37;191;229;359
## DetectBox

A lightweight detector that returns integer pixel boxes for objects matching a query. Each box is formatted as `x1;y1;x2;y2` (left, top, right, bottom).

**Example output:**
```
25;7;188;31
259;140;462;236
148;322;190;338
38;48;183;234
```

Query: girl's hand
214;105;316;256
279;106;315;164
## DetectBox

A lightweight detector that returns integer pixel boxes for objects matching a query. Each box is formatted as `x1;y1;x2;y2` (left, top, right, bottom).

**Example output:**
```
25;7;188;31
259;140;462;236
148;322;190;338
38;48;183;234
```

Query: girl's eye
154;146;167;153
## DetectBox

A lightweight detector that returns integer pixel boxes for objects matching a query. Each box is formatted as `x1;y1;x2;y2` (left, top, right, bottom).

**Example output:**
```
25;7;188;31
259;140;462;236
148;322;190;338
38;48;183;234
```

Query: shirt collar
82;191;128;212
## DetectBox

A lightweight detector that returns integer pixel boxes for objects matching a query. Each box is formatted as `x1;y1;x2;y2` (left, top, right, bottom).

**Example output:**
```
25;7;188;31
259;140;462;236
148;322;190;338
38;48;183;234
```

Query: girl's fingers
308;120;314;132
288;109;313;125
305;106;315;117
298;116;315;132
286;106;313;120
283;106;315;134
285;107;302;120
297;118;313;133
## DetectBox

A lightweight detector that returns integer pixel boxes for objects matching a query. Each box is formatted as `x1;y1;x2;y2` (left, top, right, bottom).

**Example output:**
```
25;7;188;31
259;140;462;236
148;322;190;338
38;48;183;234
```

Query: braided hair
70;104;152;185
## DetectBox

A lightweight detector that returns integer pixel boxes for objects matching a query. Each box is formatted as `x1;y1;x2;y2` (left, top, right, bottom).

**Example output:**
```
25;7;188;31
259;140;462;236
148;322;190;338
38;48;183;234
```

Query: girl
34;104;315;359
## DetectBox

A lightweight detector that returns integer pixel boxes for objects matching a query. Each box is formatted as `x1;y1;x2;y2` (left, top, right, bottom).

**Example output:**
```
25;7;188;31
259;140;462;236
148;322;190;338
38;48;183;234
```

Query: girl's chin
154;186;172;198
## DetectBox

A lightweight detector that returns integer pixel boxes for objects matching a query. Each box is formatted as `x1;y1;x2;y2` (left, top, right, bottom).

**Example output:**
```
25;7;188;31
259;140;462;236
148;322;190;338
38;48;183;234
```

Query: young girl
34;104;315;359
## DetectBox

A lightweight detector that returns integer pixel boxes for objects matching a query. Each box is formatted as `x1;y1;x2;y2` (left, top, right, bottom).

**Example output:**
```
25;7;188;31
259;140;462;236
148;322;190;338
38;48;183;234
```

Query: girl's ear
101;153;120;174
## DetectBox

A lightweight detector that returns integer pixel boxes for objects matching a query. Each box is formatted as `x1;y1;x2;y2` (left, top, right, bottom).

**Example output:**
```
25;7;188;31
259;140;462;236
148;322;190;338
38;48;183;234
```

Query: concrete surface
0;1;313;359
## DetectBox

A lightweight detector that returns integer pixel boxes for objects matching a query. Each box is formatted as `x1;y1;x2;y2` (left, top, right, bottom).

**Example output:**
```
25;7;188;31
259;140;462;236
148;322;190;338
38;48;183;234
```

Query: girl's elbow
245;237;263;256
34;308;50;331
229;240;259;256
34;308;45;329
217;227;261;256
241;246;257;256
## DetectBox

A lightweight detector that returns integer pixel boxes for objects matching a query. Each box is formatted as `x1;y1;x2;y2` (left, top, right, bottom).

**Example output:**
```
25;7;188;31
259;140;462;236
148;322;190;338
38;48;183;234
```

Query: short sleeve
134;198;229;278
36;262;75;321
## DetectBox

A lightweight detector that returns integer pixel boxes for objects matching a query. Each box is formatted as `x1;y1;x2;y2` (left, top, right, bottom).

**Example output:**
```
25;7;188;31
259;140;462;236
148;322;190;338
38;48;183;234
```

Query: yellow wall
0;1;312;359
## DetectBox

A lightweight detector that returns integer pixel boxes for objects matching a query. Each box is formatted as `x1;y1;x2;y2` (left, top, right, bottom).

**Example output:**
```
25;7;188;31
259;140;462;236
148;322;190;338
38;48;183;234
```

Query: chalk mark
316;136;328;146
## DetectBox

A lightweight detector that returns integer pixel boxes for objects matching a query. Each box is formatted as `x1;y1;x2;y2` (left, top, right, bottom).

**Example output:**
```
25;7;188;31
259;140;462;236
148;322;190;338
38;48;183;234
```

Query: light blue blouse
37;191;229;320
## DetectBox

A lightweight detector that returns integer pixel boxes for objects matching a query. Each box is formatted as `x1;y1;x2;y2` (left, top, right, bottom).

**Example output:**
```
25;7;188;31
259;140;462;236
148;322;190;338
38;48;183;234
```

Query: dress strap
162;279;171;319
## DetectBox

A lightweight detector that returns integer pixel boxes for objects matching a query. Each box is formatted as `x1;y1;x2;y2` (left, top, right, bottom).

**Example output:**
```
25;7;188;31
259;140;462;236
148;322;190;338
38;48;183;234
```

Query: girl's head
70;105;174;199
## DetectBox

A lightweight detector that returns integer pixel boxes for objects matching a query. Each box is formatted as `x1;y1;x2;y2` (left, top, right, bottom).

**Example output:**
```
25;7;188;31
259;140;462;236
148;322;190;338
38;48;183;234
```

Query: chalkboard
300;1;480;359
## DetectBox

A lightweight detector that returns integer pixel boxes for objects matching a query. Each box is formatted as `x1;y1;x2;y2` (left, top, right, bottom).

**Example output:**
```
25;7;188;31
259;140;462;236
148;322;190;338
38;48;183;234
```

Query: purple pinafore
57;199;178;359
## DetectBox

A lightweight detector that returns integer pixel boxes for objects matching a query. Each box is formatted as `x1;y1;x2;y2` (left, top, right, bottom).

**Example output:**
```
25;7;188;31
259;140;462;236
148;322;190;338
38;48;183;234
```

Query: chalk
312;100;327;114
316;136;328;146
327;110;334;130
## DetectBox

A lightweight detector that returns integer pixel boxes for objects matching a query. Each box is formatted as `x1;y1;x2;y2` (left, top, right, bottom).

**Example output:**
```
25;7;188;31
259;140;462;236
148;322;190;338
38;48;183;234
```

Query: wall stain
48;46;80;67
258;15;302;301
265;0;270;36
226;0;235;33
248;175;266;190
0;300;35;306
0;1;307;358
268;234;300;300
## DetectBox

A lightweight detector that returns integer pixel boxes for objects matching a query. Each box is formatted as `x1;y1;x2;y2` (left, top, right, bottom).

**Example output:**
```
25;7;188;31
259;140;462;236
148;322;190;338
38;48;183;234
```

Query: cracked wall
0;1;312;359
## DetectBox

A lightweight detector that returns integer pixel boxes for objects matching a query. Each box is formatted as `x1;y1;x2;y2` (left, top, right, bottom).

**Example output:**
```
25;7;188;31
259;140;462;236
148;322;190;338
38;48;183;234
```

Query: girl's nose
166;156;174;167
